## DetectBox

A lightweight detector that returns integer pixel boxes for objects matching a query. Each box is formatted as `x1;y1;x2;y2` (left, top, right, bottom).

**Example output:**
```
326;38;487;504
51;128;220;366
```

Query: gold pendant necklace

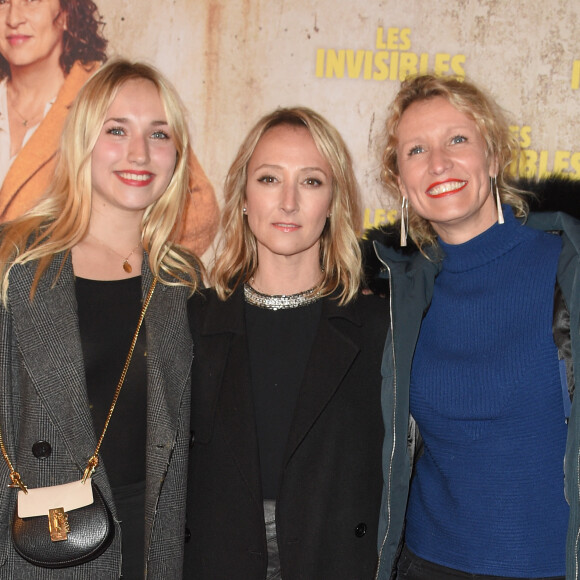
88;233;142;273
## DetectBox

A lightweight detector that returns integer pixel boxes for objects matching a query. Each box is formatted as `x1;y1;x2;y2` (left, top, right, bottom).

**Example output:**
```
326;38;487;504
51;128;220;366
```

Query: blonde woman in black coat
185;107;388;579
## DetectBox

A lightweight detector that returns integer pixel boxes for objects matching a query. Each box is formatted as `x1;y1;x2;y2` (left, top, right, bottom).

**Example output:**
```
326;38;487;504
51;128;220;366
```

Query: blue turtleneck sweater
406;207;568;577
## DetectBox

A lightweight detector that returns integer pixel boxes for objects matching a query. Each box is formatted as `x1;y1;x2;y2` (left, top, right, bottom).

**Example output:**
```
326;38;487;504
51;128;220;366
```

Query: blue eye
408;145;424;156
107;127;125;136
451;135;467;144
151;131;170;140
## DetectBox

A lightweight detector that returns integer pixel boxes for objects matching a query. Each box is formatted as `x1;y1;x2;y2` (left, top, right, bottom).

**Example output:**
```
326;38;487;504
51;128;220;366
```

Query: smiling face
0;0;66;71
396;96;498;244
90;78;178;219
245;123;333;270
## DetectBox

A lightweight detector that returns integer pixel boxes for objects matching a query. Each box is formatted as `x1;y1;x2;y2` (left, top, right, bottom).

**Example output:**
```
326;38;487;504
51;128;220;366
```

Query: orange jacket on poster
0;61;219;257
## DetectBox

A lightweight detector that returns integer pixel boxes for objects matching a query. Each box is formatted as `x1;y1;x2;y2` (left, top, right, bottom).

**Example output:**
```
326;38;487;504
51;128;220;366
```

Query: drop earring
491;176;504;224
400;197;408;247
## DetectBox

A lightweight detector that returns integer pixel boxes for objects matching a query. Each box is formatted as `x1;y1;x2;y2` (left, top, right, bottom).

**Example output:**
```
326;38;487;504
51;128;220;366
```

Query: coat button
32;440;52;459
355;522;367;538
189;431;195;448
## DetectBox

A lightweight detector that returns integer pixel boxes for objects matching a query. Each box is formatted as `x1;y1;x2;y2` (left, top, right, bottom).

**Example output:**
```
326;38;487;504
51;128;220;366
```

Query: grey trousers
264;500;282;579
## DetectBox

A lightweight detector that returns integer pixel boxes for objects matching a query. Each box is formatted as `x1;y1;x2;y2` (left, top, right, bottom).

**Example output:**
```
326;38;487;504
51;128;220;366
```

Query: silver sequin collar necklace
243;283;321;311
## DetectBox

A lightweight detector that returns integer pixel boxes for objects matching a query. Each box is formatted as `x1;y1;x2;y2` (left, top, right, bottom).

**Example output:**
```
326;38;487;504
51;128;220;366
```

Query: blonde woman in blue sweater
373;75;580;580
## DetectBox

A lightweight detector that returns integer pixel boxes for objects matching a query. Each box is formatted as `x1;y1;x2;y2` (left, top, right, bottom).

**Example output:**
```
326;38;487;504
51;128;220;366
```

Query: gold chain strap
0;277;158;493
0;431;26;492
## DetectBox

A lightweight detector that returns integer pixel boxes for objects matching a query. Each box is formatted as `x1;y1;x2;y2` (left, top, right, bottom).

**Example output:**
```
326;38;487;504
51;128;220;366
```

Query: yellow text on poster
572;60;580;89
510;126;580;179
316;27;466;81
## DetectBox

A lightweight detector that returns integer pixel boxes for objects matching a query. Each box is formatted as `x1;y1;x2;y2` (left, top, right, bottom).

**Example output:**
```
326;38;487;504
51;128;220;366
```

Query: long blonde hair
0;59;200;305
212;107;362;305
381;74;529;250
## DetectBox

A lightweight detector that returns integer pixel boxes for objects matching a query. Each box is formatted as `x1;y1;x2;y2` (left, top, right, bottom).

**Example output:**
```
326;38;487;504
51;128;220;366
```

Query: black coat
184;286;389;579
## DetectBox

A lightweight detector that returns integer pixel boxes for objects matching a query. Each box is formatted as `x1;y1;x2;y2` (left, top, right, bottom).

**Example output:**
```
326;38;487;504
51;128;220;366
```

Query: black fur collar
518;176;580;218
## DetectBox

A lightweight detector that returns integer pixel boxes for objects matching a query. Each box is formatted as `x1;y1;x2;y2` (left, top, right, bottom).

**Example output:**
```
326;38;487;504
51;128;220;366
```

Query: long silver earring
491;176;504;224
400;197;408;247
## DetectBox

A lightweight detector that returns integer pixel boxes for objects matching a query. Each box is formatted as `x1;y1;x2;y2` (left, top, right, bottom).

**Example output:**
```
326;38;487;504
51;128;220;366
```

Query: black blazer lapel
218;332;263;506
284;297;361;464
190;289;242;443
190;288;262;505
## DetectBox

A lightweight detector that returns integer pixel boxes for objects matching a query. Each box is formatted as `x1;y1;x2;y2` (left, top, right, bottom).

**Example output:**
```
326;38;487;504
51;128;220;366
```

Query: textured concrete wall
97;0;579;237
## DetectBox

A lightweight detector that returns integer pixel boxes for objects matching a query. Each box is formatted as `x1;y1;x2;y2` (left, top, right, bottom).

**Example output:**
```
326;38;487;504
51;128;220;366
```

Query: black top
75;275;146;577
245;299;321;499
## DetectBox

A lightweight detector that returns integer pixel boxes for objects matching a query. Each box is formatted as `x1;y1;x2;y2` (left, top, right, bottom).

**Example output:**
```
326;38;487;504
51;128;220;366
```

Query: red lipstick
426;179;468;198
114;171;155;187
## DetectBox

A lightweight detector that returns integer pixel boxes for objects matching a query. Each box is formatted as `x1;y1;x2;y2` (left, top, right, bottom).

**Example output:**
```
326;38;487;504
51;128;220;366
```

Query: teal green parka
373;209;580;579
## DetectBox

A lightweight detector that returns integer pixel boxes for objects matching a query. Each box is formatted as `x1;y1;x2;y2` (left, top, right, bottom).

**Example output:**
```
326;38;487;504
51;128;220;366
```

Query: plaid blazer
0;253;193;579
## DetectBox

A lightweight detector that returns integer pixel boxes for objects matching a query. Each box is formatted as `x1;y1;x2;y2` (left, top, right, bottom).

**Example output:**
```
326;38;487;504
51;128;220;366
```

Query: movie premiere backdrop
13;0;580;259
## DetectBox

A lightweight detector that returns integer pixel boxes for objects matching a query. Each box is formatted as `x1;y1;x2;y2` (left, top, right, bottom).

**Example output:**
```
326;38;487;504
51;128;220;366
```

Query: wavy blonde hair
381;74;529;251
212;107;362;305
0;59;200;305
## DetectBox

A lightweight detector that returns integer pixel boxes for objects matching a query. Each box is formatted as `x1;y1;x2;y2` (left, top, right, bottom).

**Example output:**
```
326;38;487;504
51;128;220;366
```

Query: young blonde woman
0;59;200;578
